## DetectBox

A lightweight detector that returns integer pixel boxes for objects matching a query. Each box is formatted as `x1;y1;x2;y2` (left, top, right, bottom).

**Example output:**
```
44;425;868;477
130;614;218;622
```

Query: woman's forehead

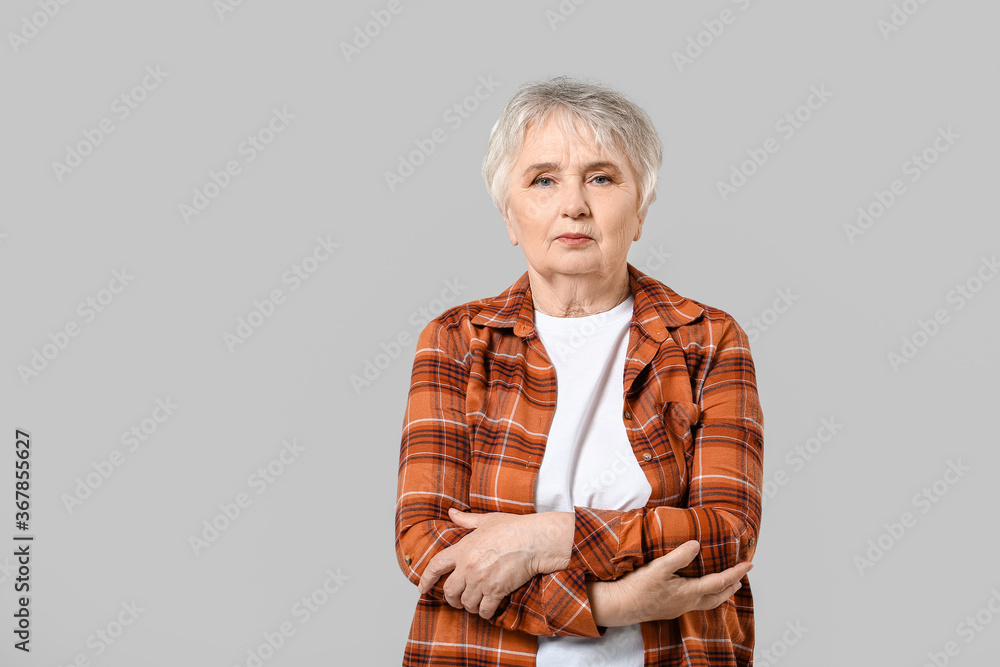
519;114;625;165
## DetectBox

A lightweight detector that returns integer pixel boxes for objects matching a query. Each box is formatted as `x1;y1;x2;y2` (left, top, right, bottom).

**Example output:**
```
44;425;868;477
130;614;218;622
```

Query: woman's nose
559;181;590;219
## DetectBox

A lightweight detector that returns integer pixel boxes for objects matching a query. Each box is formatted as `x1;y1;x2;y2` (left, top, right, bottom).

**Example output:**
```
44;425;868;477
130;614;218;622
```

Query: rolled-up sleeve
395;318;604;637
567;315;764;580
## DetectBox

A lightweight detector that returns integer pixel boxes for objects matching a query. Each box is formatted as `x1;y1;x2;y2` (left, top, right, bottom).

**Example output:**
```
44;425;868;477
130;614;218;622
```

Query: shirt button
642;452;652;462
623;409;633;421
404;555;412;565
747;537;756;549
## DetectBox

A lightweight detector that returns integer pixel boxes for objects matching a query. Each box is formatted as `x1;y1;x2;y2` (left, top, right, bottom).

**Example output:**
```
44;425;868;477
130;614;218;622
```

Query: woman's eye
593;175;612;184
533;176;554;187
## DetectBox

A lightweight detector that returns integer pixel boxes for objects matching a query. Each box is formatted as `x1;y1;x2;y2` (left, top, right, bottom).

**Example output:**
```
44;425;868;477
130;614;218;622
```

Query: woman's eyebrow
522;160;622;176
523;162;560;176
583;160;623;173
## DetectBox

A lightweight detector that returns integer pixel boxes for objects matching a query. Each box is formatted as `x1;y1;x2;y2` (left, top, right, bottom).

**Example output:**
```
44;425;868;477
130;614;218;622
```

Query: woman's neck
528;265;631;318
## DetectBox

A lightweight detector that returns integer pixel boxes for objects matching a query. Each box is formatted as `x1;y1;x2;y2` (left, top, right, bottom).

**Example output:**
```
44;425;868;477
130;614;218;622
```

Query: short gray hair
482;76;663;218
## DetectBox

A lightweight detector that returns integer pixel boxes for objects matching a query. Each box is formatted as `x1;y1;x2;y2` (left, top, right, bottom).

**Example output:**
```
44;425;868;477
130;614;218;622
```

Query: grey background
2;1;998;665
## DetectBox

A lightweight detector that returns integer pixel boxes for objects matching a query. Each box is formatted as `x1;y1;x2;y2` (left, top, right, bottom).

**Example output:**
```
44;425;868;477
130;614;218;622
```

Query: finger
449;507;483;528
714;580;743;605
719;560;752;581
724;561;753;585
418;551;456;594
461;585;484;615
696;580;742;611
479;595;504;620
442;572;467;610
654;540;700;573
695;562;752;596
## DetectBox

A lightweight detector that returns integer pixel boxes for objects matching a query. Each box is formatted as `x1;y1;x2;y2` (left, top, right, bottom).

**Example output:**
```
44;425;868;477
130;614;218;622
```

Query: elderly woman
395;76;764;667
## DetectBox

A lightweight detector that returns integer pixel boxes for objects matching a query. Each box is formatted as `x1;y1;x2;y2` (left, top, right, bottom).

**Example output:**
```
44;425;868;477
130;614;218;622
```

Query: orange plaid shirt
395;263;764;666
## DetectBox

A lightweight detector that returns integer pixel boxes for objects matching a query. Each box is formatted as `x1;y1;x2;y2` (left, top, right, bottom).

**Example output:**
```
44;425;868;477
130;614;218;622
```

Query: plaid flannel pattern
395;263;764;666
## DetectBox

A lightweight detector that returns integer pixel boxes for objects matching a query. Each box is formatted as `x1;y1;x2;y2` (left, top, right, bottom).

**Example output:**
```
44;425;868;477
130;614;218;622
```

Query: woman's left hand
417;508;575;618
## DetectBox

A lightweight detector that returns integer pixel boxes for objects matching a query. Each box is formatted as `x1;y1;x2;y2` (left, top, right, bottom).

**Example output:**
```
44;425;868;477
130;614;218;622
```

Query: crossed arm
395;316;763;636
417;507;751;627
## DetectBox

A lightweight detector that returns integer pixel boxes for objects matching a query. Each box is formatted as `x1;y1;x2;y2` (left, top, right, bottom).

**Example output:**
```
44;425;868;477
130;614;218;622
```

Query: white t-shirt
532;294;651;667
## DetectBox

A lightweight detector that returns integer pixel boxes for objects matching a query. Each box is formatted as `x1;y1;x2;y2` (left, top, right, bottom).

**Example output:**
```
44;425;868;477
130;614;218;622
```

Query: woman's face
503;112;645;282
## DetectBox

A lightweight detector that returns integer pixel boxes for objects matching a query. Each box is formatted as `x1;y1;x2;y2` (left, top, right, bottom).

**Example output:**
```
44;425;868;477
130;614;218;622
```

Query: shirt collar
470;263;705;341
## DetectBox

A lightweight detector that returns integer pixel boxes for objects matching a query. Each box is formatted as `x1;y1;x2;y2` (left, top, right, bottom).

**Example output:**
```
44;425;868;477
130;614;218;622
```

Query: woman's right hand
587;540;752;627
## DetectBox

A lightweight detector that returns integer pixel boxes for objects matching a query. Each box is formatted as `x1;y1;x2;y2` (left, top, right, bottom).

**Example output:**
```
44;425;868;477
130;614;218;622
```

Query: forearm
491;568;604;637
586;579;633;628
397;514;602;637
530;509;575;573
569;502;758;580
585;540;752;628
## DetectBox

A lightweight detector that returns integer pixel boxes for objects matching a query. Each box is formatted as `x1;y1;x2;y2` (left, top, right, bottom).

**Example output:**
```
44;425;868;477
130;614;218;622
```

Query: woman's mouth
557;233;592;246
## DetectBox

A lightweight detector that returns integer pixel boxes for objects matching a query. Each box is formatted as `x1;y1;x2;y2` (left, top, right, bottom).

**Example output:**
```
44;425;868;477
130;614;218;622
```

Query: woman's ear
503;212;519;246
634;210;646;242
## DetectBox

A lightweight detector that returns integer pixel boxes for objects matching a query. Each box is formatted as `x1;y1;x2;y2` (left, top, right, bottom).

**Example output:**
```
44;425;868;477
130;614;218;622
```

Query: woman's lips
557;234;592;246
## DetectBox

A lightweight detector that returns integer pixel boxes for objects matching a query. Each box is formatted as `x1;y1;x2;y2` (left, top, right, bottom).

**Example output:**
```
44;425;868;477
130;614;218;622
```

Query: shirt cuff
567;506;645;580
